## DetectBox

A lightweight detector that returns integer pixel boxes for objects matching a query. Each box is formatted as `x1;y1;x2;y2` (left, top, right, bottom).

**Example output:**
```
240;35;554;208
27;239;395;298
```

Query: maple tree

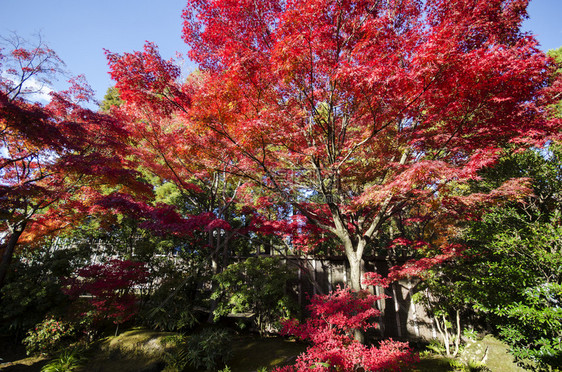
108;0;562;293
275;287;418;371
0;35;149;290
64;259;149;331
104;45;275;316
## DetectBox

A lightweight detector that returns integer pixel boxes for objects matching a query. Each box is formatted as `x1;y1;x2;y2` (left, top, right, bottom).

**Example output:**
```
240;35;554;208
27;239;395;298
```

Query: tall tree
414;47;562;369
104;47;247;274
108;0;562;291
100;86;123;113
0;35;149;290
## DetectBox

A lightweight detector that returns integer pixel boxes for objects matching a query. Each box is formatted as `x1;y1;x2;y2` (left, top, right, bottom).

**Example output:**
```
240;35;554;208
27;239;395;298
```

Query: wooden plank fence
282;255;437;340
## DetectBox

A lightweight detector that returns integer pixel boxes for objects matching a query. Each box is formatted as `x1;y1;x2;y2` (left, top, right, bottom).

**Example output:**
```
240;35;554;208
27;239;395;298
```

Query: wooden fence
282;255;437;340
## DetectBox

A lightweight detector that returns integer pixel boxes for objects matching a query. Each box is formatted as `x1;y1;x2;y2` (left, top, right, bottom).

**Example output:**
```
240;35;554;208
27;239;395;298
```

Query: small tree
65;259;149;335
0;34;150;291
275;287;418;371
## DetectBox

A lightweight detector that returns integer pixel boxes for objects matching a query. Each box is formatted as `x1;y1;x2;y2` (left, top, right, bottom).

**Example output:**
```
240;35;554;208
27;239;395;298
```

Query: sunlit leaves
276;287;418;371
0;37;152;285
108;0;562;290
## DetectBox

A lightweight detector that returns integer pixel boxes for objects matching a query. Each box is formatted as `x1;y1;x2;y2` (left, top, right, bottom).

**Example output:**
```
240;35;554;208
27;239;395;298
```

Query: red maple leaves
64;260;149;325
105;0;562;291
276;287;418;371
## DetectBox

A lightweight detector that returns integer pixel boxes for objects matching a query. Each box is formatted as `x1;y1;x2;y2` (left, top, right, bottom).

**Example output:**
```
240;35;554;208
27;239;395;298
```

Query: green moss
78;328;306;372
408;355;455;372
99;328;175;356
411;335;529;372
227;335;306;371
80;328;173;372
471;335;526;372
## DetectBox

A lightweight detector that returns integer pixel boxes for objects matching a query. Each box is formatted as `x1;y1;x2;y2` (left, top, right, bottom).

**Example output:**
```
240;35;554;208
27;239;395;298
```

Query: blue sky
1;0;561;104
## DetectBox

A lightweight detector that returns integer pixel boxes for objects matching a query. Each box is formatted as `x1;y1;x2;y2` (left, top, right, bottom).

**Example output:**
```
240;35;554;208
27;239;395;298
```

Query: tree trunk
207;230;219;323
453;309;461;357
344;241;366;343
342;237;367;292
0;222;26;291
348;253;363;291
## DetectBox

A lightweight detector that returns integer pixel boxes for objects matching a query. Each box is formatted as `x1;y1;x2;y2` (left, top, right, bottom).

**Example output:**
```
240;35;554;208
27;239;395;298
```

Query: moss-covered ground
0;329;528;372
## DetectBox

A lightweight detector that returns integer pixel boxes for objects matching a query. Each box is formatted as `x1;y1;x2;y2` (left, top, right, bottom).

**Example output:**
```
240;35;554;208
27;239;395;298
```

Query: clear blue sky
1;0;561;104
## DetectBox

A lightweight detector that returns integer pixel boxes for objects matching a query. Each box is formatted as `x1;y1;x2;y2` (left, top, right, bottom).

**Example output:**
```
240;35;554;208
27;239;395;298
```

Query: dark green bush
185;328;233;371
212;257;296;334
140;273;201;332
0;247;77;338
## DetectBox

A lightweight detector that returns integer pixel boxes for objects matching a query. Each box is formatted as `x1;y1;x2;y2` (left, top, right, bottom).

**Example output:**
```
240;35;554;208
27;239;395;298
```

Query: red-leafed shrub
65;259;149;326
275;287;418;372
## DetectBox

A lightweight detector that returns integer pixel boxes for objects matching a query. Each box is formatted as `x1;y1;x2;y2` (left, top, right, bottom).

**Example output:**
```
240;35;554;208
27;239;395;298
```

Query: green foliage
160;333;187;347
100;86;123;112
23;318;76;356
162;329;233;371
463;328;478;342
162;348;189;372
547;46;562;116
144;305;199;333
464;150;562;369
40;349;85;372
185;328;233;371
140;260;205;331
449;358;490;372
419;145;562;370
0;270;63;337
426;339;448;356
0;243;81;337
154;181;183;206
212;257;296;334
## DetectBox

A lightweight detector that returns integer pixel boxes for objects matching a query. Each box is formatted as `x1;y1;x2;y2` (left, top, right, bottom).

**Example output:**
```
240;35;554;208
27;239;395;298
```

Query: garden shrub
0;246;78;338
412;145;562;371
185;328;233;371
275;287;418;371
161;334;189;372
212;256;296;334
140;274;200;332
23;317;76;356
